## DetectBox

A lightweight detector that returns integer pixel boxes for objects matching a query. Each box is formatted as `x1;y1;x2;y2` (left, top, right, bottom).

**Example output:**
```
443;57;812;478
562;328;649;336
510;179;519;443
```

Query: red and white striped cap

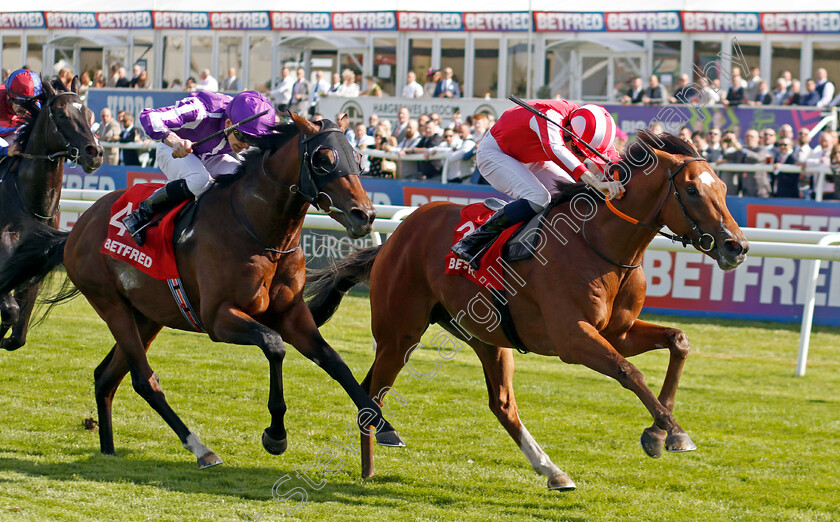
568;104;616;165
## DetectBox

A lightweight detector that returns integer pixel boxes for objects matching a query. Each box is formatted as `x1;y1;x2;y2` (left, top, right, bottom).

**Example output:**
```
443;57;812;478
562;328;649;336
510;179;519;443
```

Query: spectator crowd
341;104;839;201
620;66;838;108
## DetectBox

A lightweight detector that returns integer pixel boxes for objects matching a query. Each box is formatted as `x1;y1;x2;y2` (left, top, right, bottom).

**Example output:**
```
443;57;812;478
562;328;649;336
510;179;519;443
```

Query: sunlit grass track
0;292;838;521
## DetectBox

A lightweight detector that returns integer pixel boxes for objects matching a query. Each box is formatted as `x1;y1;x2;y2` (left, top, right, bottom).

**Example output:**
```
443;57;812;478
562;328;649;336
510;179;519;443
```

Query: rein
586;157;715;269
16;92;83;166
229;124;358;256
12;173;59;221
228;188;300;257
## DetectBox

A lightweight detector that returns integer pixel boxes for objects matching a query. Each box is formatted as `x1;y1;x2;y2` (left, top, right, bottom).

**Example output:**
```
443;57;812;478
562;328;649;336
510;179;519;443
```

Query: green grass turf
0;292;838;521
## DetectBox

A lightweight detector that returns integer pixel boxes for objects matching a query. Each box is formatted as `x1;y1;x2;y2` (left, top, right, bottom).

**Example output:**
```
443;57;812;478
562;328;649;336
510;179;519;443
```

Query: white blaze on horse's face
698;171;715;187
72;102;84;112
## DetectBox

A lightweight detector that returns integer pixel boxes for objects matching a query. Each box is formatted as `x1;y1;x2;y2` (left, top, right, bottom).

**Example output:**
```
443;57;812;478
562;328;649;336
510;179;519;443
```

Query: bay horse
306;131;749;490
0;114;402;468
0;76;103;350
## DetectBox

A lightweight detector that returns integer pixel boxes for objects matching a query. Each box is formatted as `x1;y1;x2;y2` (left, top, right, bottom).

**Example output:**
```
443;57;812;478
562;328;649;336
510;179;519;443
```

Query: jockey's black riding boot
451;199;540;270
122;179;193;246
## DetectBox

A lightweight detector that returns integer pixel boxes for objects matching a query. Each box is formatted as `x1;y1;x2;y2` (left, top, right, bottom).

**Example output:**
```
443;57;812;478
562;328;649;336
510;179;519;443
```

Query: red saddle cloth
444;202;525;290
100;184;190;280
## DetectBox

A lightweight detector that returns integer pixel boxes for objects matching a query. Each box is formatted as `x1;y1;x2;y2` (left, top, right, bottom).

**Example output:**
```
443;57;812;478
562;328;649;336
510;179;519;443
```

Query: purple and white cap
225;91;275;137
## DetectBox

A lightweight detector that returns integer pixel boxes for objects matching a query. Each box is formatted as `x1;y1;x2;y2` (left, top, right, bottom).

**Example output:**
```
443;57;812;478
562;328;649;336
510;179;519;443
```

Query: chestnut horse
306;131;749;490
0;114;402;468
0;76;102;350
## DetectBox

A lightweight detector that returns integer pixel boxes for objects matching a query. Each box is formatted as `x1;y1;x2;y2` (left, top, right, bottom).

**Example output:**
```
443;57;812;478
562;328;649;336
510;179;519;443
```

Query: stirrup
452;238;493;270
122;210;151;246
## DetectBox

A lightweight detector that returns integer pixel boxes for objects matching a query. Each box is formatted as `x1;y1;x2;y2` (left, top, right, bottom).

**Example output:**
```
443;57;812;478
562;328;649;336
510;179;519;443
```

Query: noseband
16;91;83;165
585;156;716;269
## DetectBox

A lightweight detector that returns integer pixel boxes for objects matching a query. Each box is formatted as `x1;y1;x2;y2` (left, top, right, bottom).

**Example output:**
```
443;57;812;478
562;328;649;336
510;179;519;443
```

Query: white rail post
795;233;840;377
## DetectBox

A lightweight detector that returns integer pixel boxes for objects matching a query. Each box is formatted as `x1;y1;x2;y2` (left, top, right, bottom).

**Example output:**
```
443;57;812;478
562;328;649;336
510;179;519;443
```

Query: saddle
444;198;537;354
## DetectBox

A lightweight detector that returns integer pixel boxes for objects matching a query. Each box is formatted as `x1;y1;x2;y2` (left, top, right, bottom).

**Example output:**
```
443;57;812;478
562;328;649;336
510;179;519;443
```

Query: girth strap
490;289;529;355
167;278;205;333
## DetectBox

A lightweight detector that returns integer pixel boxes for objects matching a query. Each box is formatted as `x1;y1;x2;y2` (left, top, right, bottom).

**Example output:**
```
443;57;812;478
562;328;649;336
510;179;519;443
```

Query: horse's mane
216;122;301;186
13;77;66;154
550;130;701;206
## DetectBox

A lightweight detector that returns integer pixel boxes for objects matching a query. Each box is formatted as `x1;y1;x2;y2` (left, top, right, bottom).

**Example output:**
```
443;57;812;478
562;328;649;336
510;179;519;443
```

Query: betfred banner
0;12;45;29
17;10;840;33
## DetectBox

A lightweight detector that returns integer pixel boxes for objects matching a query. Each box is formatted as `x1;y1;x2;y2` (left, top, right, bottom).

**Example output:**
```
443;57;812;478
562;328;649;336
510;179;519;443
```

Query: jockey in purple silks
122;90;276;245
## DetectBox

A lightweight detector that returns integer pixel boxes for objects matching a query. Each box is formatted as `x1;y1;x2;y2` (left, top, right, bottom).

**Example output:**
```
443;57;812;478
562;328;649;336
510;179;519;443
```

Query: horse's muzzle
344;207;376;239
715;235;750;270
82;144;104;173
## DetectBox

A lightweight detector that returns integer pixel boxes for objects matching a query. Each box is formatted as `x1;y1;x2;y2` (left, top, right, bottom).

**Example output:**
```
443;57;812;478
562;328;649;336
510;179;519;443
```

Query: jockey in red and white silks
452;99;625;269
483;99;623;208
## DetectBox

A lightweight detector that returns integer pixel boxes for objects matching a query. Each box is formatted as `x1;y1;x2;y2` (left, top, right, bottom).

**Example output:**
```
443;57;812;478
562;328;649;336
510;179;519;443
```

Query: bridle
256;125;360;214
16;91;83;165
5;91;84;221
230;122;361;256
583;156;717;270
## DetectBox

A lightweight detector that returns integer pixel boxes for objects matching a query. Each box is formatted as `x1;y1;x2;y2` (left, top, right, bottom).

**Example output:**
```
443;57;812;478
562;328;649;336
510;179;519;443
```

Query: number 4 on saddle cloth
444;199;548;291
101;183;204;331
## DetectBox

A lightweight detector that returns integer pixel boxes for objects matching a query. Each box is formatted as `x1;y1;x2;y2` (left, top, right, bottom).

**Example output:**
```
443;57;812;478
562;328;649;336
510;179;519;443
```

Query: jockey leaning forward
0;70;43;159
451;99;625;269
122;90;276;245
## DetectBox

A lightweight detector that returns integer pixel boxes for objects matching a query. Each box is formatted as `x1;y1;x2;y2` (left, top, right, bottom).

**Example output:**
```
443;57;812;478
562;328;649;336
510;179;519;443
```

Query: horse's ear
71;75;81;94
290;112;320;136
337;113;349;132
49;77;64;92
41;79;55;97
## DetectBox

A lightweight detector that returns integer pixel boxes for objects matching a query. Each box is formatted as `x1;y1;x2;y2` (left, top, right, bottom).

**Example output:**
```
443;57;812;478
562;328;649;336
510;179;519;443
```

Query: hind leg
469;342;575;490
92;313;223;463
608;320;694;458
0;283;38;351
358;294;443;478
87;296;218;467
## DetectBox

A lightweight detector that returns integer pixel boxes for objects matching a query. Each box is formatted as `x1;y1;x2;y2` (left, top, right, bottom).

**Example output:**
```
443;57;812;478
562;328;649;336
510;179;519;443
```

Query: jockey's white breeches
155;143;240;196
477;132;575;209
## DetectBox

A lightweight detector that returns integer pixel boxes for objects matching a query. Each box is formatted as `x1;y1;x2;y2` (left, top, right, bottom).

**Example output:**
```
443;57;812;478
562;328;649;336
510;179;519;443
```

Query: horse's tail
0;222;75;309
305;245;383;327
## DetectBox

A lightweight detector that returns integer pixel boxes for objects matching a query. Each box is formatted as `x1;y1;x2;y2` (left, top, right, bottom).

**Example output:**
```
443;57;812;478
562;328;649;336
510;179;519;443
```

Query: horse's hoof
375;430;405;447
0;338;22;351
197;451;223;469
262;429;288;455
640;427;667;458
666;431;697;453
547;472;576;491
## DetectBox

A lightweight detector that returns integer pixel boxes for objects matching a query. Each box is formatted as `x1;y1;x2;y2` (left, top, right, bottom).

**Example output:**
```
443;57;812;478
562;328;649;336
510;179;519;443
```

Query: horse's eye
686;186;699;196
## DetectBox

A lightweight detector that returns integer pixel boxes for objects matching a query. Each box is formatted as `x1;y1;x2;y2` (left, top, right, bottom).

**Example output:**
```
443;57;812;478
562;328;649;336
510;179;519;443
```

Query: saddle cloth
101;184;190;280
444;201;526;290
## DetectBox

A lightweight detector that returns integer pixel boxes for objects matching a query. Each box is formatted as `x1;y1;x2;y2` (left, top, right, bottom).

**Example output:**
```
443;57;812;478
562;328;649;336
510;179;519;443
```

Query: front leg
551;321;693;454
608;320;694;457
210;304;290;454
272;299;404;448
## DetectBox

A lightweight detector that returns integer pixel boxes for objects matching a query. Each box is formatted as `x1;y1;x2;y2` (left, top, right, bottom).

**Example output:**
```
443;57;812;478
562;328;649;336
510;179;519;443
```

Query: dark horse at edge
0;75;102;350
